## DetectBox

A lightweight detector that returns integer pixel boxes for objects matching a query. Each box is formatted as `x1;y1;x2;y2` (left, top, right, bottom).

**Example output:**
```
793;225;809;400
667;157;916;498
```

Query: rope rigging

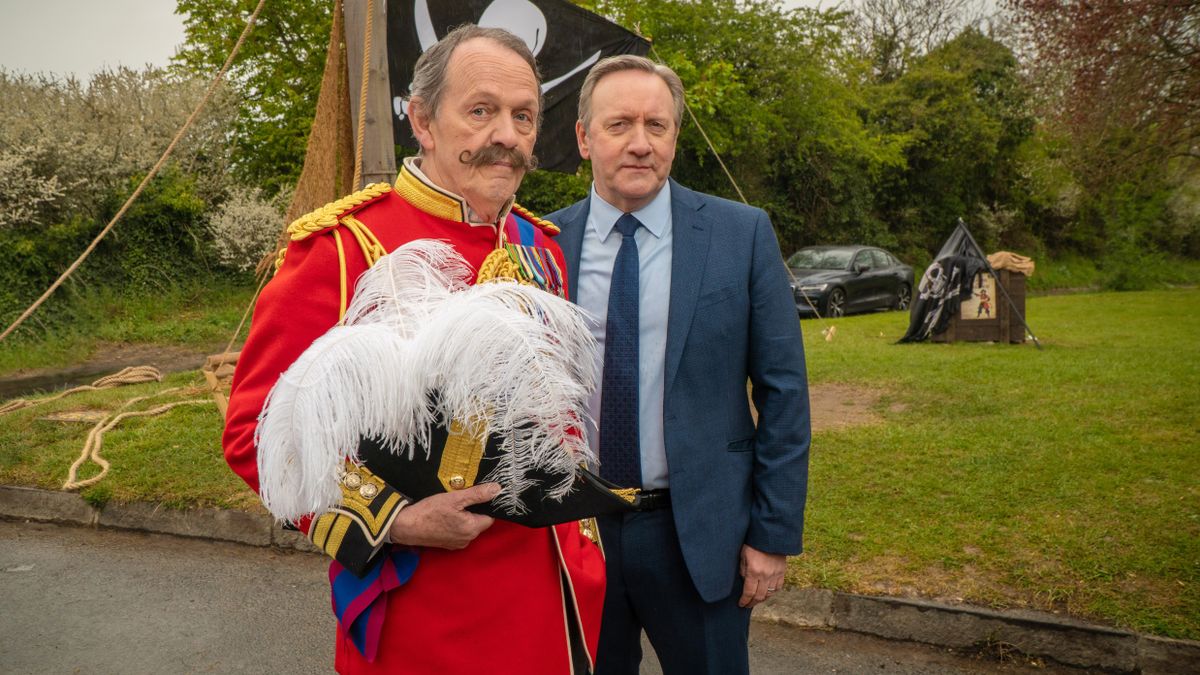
0;0;271;492
0;0;270;344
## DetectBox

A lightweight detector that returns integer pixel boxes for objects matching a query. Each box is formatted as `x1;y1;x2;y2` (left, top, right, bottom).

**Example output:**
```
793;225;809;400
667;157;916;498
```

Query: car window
852;251;873;270
870;250;890;268
788;249;853;270
787;250;820;268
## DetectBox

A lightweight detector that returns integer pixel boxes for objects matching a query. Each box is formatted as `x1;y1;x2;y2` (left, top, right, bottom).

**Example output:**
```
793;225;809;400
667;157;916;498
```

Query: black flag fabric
386;0;649;173
898;222;992;343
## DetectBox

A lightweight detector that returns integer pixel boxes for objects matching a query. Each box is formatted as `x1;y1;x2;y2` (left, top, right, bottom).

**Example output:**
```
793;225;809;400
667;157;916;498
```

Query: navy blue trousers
595;508;751;675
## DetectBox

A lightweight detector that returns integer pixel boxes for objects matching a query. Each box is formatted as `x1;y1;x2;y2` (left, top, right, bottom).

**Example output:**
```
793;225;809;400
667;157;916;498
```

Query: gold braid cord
511;203;560;236
351;0;375;188
276;183;393;271
476;247;537;286
612;488;640;504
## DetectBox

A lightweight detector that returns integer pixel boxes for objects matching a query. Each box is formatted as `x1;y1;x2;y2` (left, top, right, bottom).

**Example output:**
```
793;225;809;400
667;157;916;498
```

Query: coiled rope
62;387;211;491
0;367;211;491
0;366;164;415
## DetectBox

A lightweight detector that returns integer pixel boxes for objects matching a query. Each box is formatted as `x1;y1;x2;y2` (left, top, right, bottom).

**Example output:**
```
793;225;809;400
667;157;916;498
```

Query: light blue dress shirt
577;183;673;490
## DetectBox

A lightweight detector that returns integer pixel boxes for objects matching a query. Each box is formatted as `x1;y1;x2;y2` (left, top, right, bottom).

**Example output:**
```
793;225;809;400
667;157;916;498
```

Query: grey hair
577;55;685;132
408;24;542;123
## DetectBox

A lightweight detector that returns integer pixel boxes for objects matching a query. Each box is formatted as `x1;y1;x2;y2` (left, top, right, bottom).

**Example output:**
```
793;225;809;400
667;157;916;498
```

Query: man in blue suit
545;55;811;675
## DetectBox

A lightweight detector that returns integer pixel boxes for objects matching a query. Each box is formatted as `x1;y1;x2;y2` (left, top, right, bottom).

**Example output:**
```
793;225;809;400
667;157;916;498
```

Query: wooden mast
344;0;398;188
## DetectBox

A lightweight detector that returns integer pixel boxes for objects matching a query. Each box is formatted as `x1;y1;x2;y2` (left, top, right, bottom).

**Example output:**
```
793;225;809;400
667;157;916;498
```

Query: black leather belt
634;488;671;511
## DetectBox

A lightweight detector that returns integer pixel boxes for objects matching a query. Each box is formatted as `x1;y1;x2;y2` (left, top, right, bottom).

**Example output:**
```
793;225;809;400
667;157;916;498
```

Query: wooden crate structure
932;269;1026;343
202;351;240;419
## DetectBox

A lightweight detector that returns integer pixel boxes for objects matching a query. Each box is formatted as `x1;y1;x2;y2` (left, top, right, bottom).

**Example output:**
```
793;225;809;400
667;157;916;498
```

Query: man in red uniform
222;25;604;674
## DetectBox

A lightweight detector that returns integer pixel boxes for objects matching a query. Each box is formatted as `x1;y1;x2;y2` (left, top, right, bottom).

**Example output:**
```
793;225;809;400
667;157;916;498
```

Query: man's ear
575;120;590;160
409;97;435;153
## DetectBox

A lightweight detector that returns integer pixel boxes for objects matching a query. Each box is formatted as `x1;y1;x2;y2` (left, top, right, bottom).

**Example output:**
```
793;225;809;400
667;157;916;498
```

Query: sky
0;0;186;80
0;0;832;81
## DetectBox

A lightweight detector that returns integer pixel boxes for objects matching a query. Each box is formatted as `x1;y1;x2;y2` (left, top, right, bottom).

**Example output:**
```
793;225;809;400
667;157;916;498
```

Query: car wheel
895;284;912;311
825;288;846;318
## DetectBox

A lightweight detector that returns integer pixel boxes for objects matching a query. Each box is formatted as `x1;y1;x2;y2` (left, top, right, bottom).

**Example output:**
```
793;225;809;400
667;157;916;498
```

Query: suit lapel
556;201;589;303
665;181;711;395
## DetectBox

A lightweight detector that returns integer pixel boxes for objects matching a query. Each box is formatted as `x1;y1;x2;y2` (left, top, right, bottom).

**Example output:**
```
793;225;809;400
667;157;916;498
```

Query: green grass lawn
791;288;1199;640
0;287;1196;639
0;279;257;376
0;370;258;511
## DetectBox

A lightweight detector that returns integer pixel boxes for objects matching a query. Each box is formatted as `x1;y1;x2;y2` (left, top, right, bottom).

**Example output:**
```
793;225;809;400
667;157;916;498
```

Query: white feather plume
418;282;597;512
342;239;472;335
255;239;597;522
255;323;432;521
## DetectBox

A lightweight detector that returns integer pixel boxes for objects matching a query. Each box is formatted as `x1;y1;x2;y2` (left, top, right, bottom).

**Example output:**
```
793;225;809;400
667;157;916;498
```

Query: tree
849;0;990;81
583;0;906;252
173;0;333;194
1007;0;1200;165
1005;0;1200;259
867;28;1036;256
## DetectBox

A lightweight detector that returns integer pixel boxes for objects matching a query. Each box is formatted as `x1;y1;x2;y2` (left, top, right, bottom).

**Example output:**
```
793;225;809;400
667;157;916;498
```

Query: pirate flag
387;0;650;173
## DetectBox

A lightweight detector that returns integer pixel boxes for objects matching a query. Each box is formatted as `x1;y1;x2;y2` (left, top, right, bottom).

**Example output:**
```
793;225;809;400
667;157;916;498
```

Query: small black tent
899;220;1040;347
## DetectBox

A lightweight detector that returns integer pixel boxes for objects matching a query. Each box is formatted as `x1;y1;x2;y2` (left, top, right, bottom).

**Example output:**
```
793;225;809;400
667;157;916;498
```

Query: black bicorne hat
357;419;645;527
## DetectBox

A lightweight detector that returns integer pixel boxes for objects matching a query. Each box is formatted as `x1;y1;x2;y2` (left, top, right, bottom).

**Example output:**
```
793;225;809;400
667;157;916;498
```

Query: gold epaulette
286;182;393;242
512;203;560;236
274;183;393;276
273;185;393;322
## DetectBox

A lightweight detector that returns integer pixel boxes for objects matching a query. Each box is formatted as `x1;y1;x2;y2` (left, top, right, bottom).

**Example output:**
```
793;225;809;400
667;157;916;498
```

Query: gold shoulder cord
336;214;387;321
285;182;392;243
273;183;392;320
511;203;560;236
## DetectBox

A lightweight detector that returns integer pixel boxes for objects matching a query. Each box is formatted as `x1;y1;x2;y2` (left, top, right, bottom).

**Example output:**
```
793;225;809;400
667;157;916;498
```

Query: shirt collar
401;156;513;228
589;181;672;244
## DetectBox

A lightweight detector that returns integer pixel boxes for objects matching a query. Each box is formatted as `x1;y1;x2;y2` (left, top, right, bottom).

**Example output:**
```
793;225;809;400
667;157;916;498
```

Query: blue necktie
600;213;643;488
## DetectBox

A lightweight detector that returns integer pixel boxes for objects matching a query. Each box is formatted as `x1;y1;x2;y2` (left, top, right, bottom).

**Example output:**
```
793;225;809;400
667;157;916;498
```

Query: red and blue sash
330;548;419;661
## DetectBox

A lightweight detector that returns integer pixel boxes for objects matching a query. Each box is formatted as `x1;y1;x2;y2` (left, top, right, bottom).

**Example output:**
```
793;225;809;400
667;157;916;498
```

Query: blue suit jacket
546;180;811;602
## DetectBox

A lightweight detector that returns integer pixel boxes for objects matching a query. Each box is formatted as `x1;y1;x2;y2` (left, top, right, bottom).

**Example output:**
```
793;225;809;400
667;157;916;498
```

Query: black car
786;245;914;318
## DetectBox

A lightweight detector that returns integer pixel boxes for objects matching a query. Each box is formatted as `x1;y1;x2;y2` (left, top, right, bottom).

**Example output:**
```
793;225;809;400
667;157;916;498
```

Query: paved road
0;520;1094;674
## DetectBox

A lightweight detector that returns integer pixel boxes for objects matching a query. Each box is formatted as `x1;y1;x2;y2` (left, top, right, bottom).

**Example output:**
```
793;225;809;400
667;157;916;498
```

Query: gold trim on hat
438;417;487;492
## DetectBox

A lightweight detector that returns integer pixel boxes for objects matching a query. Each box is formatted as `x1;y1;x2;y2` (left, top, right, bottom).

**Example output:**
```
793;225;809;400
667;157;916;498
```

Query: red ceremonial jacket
222;162;605;674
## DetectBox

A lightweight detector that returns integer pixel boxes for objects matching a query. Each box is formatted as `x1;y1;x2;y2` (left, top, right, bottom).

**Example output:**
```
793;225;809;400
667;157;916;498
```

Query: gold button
449;475;466;490
359;483;379;499
343;472;362;489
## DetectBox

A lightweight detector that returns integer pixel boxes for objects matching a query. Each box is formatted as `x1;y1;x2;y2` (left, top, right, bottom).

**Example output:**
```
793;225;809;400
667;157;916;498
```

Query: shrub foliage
0;68;245;335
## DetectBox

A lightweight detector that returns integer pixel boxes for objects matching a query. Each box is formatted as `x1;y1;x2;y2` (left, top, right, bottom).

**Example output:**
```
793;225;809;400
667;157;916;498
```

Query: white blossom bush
208;187;289;272
0;144;65;228
0;67;238;231
0;67;245;325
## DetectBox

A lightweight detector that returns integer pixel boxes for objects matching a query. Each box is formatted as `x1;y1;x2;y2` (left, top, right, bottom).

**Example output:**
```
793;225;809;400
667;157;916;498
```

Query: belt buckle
636;489;670;511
